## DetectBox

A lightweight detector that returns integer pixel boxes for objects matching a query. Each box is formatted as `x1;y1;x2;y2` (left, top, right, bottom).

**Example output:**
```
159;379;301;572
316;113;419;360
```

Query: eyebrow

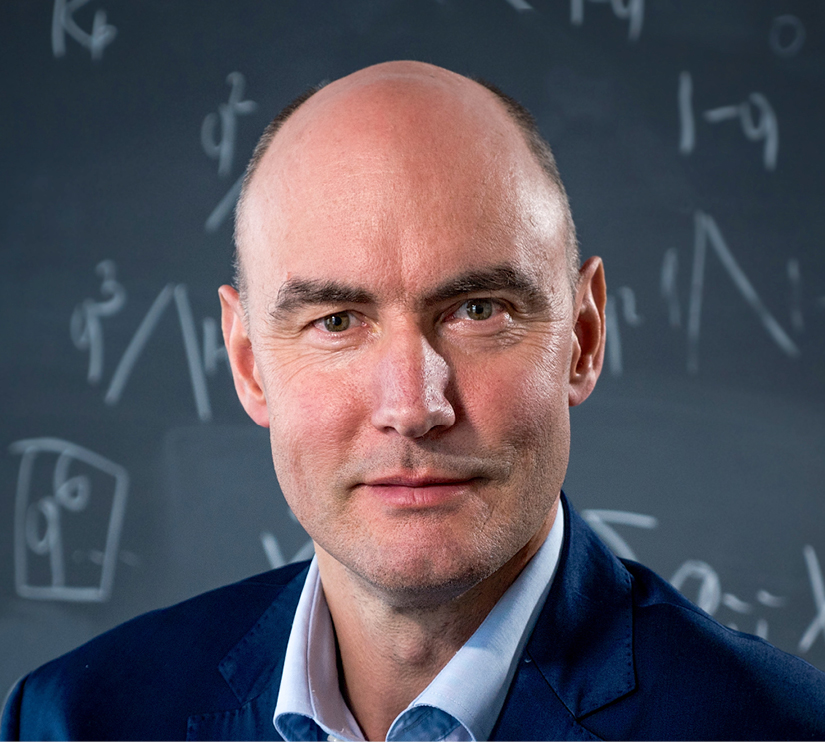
417;264;549;312
267;263;549;319
270;279;377;315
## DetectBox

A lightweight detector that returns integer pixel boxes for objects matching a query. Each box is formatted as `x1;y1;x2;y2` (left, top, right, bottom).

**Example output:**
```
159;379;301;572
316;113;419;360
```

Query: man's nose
370;329;456;438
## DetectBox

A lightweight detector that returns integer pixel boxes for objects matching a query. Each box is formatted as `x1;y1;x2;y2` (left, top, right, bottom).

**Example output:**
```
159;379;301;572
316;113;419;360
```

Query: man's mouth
359;473;482;508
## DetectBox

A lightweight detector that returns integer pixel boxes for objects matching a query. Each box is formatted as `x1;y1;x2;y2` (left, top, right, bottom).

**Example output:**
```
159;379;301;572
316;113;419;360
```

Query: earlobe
218;285;270;427
568;257;606;407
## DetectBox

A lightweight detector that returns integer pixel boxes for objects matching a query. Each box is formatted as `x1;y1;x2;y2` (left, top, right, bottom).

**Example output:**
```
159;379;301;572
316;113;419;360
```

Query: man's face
224;64;600;603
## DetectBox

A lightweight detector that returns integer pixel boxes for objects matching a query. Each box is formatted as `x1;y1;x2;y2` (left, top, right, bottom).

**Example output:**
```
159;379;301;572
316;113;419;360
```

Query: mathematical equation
583;509;825;655
501;0;806;56
71;261;230;421
605;209;823;376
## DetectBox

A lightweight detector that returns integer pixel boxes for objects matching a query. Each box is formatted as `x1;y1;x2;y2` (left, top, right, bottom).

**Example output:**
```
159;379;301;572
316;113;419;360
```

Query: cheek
456;338;571;447
262;358;365;500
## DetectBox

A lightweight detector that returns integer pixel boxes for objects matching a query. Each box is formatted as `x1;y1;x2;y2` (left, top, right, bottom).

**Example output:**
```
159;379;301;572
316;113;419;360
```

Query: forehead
240;67;568;308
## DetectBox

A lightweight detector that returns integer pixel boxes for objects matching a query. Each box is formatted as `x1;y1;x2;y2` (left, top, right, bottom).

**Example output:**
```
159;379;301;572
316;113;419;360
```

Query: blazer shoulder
2;562;309;741
608;558;825;738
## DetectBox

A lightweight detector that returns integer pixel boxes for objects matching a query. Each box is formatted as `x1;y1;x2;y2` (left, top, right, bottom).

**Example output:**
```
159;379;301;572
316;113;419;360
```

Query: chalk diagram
11;438;129;602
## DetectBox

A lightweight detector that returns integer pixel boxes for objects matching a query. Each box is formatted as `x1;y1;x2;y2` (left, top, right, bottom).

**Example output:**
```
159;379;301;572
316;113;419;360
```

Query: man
3;61;825;741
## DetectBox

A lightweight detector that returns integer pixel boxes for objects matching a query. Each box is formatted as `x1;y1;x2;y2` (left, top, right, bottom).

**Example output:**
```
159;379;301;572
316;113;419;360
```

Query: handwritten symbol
770;15;805;58
604;295;623;376
581;509;658;561
205;174;243;234
603;288;642;377
10;438;128;602
617;286;643;326
52;0;116;61
671;559;722;614
799;545;825;653
104;284;214;421
202;72;257;178
679;72;779;171
661;248;682;328
787;259;804;333
686;211;799;373
503;0;534;11
260;531;315;569
669;561;789;639
70;260;126;384
202;72;256;234
202;317;230;375
570;0;644;42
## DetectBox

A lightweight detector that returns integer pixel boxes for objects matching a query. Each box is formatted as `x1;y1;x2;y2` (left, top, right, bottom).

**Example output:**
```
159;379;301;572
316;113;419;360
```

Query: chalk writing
770;15;805;58
671;560;792;641
103;283;214;421
671;559;721;613
202;317;230;375
571;0;644;42
661;247;681;328
800;545;825;653
604;288;643;377
591;510;821;649
70;260;126;384
581;509;658;561
679;72;779;171
10;438;128;602
788;259;804;333
202;72;257;178
205;174;243;234
617;286;643;326
260;531;315;569
687;211;799;373
503;0;534;11
203;72;257;233
604;295;622;376
52;0;116;61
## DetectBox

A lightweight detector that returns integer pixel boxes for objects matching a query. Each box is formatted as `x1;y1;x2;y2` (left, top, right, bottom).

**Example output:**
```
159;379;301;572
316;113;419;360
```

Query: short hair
232;76;580;303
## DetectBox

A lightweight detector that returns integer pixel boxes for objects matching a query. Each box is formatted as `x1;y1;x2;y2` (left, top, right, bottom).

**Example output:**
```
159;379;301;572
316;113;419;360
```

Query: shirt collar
274;499;565;741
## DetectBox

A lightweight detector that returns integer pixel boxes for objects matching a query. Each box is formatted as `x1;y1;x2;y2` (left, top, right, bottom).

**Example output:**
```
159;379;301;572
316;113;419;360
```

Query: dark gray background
2;0;824;697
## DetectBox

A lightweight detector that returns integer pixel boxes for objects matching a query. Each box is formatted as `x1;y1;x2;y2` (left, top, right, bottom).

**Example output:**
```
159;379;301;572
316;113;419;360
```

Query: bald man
3;62;825;742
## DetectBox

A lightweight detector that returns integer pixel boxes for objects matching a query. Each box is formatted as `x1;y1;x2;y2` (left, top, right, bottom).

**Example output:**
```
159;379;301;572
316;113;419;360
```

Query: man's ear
218;285;270;427
568;256;606;407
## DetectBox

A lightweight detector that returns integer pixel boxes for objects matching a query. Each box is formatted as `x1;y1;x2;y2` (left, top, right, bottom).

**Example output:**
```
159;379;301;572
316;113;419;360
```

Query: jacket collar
188;494;635;740
187;563;309;741
492;493;636;738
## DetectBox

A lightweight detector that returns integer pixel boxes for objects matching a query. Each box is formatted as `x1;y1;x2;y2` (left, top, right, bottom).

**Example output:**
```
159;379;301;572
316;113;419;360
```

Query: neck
314;511;554;741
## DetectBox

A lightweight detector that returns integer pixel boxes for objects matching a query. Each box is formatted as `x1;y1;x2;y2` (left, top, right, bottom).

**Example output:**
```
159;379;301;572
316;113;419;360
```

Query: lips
359;473;481;508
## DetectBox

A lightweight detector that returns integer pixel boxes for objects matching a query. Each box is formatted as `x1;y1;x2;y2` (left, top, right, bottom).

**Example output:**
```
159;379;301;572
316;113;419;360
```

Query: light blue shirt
273;500;565;742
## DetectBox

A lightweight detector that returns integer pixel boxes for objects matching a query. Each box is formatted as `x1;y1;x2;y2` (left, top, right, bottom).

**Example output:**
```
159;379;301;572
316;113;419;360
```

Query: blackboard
2;0;824;699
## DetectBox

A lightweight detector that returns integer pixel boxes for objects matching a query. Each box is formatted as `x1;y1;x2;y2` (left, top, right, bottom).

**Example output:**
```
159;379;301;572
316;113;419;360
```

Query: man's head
220;61;606;606
233;74;580;305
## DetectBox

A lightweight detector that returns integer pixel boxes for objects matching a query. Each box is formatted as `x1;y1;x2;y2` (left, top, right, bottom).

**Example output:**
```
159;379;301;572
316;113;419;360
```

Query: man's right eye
316;312;352;332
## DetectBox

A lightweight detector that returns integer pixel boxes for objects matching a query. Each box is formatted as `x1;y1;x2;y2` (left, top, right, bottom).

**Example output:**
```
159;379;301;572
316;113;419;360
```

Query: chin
339;535;513;609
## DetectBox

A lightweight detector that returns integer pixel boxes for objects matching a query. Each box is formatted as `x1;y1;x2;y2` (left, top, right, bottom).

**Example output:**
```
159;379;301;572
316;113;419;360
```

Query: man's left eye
315;312;352;332
456;299;496;321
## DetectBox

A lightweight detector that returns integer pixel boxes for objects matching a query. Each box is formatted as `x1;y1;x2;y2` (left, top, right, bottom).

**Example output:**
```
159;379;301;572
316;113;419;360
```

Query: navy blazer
3;495;825;740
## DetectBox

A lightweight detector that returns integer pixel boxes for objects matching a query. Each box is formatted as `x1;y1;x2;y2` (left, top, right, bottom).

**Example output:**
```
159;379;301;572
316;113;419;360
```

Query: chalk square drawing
10;438;129;602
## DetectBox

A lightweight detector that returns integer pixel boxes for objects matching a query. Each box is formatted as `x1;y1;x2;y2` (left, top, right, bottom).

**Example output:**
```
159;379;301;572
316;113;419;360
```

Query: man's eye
457;299;495;321
317;312;352;332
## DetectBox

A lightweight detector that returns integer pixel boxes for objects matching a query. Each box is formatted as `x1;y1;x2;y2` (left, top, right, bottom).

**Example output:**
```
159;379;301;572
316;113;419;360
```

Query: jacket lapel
186;565;309;741
187;496;634;741
492;495;636;740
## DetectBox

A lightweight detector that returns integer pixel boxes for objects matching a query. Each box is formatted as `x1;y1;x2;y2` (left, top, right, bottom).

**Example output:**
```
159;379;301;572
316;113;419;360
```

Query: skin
220;61;606;740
